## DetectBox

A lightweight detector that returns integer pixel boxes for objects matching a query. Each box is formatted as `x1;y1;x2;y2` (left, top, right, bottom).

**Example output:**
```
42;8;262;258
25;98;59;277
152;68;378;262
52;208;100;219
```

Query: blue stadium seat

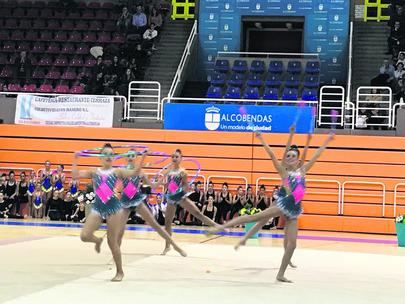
265;73;283;87
303;75;320;88
269;60;284;74
246;72;263;87
211;72;226;86
228;72;245;87
243;86;260;101
287;61;302;74
285;74;300;88
214;59;230;73
305;61;320;74
224;86;241;99
282;88;298;100
302;88;318;101
232;59;248;73
263;87;279;100
250;60;265;74
206;85;222;99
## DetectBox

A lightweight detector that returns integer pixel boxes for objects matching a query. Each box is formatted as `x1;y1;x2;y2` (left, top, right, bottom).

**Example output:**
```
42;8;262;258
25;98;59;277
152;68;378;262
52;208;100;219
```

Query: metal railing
0;167;35;177
255;177;341;214
217;51;319;59
126;81;161;120
393;183;405;218
341;181;386;217
345;101;356;129
167;20;198;99
356;86;392;129
207;175;248;191
318;86;345;127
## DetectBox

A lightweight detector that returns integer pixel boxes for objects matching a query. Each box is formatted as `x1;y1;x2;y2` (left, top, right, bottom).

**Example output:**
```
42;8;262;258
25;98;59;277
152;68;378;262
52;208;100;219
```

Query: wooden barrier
1;124;404;234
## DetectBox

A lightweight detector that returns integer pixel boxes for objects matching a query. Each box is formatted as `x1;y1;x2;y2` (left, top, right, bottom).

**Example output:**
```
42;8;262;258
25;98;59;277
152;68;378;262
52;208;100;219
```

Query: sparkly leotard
276;170;306;219
121;168;146;209
165;169;190;205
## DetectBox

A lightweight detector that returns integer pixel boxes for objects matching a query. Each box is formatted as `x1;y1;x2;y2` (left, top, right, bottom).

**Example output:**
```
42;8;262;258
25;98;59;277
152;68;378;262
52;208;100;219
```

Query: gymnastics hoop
76;145;149;159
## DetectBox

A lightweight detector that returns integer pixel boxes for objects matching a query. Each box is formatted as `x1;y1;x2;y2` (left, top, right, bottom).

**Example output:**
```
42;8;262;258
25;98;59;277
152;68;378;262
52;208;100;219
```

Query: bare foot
234;239;247;251
161;246;171;255
95;237;103;254
276;276;293;283
111;272;124;282
289;261;297;268
173;244;187;257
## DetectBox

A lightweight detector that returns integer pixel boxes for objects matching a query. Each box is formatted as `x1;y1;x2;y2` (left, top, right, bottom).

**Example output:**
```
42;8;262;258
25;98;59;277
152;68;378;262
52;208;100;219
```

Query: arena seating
0;0;123;93
207;58;320;102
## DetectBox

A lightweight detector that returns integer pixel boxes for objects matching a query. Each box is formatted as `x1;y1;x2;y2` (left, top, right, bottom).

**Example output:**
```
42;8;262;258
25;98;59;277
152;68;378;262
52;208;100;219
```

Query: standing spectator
32;183;43;219
92;56;105;75
116;6;132;32
184;181;204;225
4;171;17;214
110;56;122;75
387;21;405;55
149;7;163;30
14;51;31;85
87;72;104;94
256;185;268;211
16;171;28;217
132;5;147;35
142;23;158;50
217;182;232;223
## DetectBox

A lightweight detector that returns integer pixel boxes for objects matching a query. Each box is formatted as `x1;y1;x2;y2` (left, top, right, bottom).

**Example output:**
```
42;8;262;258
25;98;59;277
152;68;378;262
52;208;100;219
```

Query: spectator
217;182;232;224
202;196;217;224
4;171;17;214
71;201;86;223
387;21;405;55
118;68;136;97
149;6;163;30
102;74;118;95
230;186;245;219
142;23;158;50
110;56;122;75
244;186;255;209
16;171;28;217
132;5;147;34
0;173;7;194
116;6;132;32
373;59;395;86
61;192;76;221
397;52;405;65
395;62;405;80
92;56;105;75
32;183;43;219
205;181;216;201
87;72;104;94
184;181;204;225
256;185;268;211
14;51;31;85
48;191;63;220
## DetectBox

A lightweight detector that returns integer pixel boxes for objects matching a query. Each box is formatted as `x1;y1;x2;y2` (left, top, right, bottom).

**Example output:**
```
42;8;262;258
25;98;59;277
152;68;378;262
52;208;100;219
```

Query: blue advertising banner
198;0;350;85
164;104;314;133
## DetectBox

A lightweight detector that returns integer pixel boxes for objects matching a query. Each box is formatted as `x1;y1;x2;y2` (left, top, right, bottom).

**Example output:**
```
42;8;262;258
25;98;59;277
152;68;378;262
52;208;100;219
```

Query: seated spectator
149;7;163;31
110;56;122;75
244;186;255;209
395;62;405;80
397;52;405;65
201;196;217;224
0;173;7;194
102;74;118;95
87;72;104;95
230;186;245;219
14;51;31;85
372;59;395;86
48;191;64;220
118;68;136;96
71;201;86;223
116;6;132;32
61;192;76;221
132;5;148;35
92;56;105;75
142;23;158;50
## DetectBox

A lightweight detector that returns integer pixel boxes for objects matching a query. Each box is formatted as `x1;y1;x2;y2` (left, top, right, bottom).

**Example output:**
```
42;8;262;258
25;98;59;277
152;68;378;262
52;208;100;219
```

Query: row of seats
1;65;95;80
0;0;114;8
0;53;97;66
0;42;115;56
206;86;318;101
0;32;125;46
214;59;320;75
211;72;319;89
2;82;84;94
0;8;119;19
0;19;118;31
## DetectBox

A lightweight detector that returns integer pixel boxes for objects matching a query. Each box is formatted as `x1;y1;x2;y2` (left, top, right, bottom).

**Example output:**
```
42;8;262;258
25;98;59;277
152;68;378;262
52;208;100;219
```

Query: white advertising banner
15;94;114;128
